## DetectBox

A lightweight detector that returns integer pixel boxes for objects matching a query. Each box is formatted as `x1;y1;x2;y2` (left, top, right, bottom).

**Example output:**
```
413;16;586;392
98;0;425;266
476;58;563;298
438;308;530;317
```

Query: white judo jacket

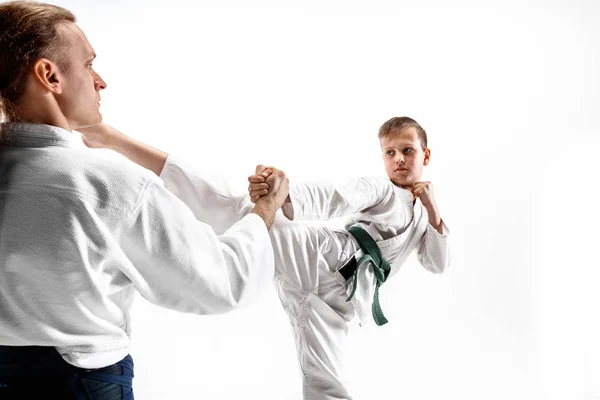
158;158;452;327
0;123;274;368
281;178;452;325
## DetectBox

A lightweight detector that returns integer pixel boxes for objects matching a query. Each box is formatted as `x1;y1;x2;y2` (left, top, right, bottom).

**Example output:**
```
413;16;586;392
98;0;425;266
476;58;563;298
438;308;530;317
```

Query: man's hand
250;164;289;229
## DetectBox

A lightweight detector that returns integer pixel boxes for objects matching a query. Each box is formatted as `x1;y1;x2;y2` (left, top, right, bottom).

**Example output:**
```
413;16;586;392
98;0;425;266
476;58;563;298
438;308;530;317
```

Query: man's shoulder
78;147;156;183
41;147;160;211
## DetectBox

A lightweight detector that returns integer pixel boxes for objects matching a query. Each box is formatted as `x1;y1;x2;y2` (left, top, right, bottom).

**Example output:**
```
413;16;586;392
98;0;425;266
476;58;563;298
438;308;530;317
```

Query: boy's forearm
282;178;389;221
108;131;168;176
425;205;444;234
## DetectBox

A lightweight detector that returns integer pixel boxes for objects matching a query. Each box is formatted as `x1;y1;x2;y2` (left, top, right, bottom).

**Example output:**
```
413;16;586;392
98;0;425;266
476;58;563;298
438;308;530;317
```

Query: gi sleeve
158;154;254;235
118;176;274;315
416;220;451;274
281;177;393;220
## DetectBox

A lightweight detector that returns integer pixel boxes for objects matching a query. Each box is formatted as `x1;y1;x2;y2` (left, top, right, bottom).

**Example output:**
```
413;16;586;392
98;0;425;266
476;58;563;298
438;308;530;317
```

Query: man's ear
31;58;63;95
423;148;431;165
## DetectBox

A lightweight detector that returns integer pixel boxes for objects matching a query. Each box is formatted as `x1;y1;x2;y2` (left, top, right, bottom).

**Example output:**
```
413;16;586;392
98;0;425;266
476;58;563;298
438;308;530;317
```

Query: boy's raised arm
78;123;168;176
250;173;394;221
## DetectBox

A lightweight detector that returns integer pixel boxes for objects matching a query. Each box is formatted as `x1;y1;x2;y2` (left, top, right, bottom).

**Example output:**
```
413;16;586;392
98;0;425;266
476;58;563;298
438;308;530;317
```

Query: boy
248;116;451;399
77;116;450;399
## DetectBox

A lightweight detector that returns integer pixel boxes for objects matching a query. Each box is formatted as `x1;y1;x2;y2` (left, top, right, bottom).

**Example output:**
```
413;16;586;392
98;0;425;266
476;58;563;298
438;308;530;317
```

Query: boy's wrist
106;128;127;152
425;204;441;222
426;206;445;234
423;201;438;215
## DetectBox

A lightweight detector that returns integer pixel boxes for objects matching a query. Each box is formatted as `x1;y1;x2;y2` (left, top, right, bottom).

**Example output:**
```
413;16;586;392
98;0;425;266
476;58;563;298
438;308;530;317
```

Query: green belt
345;226;391;326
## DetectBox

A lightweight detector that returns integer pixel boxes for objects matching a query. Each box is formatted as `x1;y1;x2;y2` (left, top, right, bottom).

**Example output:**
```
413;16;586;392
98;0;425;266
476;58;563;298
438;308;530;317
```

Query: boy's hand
248;165;272;203
412;181;444;234
257;167;289;208
77;123;122;149
248;165;291;204
411;181;437;210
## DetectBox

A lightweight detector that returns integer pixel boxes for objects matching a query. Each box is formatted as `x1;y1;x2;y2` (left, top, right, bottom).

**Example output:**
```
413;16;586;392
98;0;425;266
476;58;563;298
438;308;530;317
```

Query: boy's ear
423;148;431;165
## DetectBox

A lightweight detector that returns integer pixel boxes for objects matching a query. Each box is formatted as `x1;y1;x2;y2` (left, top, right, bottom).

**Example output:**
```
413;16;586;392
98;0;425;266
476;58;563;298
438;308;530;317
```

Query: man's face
381;127;430;187
55;23;106;130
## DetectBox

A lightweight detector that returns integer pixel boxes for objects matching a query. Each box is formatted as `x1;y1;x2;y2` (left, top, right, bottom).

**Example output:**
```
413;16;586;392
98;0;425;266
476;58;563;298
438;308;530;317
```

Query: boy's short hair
378;117;428;149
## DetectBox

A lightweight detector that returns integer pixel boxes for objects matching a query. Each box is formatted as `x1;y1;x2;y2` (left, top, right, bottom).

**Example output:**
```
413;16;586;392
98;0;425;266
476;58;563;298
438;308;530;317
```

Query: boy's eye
386;150;395;156
403;148;413;154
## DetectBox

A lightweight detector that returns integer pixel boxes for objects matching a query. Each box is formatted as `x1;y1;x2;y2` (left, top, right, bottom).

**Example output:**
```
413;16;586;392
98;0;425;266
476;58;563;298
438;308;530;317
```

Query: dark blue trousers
0;346;134;399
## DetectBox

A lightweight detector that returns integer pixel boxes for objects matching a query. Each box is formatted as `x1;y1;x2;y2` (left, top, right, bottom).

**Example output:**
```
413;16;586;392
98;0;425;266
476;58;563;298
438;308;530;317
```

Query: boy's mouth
395;167;408;172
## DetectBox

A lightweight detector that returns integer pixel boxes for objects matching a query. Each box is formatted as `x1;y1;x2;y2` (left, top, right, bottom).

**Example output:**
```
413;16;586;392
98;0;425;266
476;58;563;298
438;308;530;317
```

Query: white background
41;0;600;398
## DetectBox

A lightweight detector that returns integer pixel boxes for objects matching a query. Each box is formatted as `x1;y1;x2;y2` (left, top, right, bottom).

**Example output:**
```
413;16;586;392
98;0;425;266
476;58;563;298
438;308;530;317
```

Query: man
0;2;287;398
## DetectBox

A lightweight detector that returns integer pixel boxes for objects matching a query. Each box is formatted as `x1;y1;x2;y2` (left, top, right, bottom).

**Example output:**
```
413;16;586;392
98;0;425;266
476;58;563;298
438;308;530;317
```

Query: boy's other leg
274;276;354;400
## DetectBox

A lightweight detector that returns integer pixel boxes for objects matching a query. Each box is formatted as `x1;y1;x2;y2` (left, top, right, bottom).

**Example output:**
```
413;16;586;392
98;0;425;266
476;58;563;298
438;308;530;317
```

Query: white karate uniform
158;158;451;400
274;178;451;399
0;123;274;369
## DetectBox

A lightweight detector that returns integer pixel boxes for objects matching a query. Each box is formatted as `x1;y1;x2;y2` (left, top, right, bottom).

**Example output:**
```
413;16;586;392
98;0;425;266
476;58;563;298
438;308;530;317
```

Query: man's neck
14;95;71;132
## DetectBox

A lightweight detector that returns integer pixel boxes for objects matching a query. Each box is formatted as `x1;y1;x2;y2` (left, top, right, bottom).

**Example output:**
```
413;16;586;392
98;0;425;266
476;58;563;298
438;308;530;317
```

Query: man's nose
95;74;107;90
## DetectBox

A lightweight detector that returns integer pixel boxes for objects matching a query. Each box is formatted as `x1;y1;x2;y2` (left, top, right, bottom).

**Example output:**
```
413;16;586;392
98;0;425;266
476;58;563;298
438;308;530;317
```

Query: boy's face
380;127;430;187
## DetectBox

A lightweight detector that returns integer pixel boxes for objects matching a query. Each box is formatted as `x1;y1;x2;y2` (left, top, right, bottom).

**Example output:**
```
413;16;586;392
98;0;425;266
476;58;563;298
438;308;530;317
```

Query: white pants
269;217;357;400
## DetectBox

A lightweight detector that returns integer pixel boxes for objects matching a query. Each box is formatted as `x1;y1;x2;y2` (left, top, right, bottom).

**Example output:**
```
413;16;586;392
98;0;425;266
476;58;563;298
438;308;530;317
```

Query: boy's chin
390;177;416;188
